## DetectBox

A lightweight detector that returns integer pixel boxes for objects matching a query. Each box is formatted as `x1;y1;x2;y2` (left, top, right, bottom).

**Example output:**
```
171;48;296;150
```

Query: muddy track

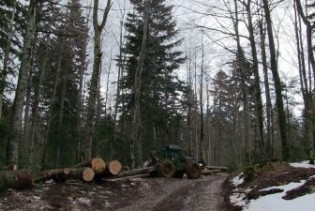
0;173;227;211
117;173;228;211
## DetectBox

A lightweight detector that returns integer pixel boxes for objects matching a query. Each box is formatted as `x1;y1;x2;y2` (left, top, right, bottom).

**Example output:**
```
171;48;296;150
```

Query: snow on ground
289;161;315;169
231;173;245;187
230;161;315;211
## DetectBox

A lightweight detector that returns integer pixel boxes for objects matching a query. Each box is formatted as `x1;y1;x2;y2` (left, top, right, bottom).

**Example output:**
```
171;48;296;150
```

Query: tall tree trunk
104;56;112;117
43;34;65;168
245;0;264;155
194;50;198;161
233;0;251;164
187;50;193;155
262;0;289;160
8;0;38;165
114;0;127;143
295;0;315;163
199;43;205;162
206;82;211;165
131;8;149;169
29;35;50;168
0;0;17;120
82;0;111;161
259;19;274;159
56;65;67;167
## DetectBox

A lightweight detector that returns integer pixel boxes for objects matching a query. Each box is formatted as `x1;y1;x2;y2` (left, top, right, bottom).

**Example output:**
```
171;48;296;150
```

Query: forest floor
0;173;228;211
224;161;315;211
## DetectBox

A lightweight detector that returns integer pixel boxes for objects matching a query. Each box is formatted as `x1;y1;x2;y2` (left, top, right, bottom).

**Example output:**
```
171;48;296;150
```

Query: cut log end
82;168;95;182
107;160;122;176
91;158;106;174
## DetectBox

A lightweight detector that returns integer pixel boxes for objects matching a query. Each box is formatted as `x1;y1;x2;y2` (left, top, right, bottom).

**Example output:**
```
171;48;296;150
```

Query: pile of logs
0;157;122;192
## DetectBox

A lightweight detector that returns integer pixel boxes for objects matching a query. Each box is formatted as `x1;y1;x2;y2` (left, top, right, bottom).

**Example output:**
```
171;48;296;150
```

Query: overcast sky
79;0;303;116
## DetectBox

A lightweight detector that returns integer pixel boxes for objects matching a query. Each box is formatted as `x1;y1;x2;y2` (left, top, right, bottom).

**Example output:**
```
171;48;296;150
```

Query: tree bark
94;160;122;181
233;0;251;164
294;0;315;163
117;166;155;178
245;0;264;154
82;0;111;161
0;170;33;192
262;0;289;160
0;0;17;120
72;157;106;174
35;167;95;183
8;0;38;164
259;19;274;159
131;5;149;169
199;43;205;162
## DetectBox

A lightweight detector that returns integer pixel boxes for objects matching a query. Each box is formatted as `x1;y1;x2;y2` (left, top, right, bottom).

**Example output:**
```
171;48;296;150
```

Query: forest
0;0;314;172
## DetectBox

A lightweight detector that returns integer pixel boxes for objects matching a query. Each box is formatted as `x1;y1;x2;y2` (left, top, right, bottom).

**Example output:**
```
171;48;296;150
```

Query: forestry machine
146;144;203;179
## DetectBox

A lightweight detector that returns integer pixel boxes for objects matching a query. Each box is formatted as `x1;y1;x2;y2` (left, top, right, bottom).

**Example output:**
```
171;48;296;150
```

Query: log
1;163;18;171
105;160;122;176
65;167;95;182
201;169;221;175
118;166;155;178
204;166;228;172
34;168;69;183
0;170;33;192
72;157;106;174
34;167;95;183
105;173;150;182
94;160;122;181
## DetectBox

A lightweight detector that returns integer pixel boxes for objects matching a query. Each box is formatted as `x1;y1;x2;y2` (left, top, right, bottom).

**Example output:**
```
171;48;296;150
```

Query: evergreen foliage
118;0;187;164
40;0;88;168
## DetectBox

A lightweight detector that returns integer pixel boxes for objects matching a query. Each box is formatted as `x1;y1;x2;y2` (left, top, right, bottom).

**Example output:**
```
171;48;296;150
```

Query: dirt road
0;173;228;211
117;173;228;211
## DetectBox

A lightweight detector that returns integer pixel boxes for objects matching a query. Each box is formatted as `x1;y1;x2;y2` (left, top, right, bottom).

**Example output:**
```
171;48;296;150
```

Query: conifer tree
119;0;186;167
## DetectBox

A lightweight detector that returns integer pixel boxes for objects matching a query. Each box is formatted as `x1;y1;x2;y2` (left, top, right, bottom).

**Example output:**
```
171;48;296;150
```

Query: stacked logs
34;158;123;183
0;158;123;192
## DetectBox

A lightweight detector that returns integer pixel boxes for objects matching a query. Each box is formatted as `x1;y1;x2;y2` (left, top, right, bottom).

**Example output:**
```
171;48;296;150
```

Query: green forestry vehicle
147;145;203;179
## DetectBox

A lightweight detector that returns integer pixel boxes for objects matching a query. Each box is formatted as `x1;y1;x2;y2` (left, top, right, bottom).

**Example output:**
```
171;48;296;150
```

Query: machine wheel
185;161;201;179
157;159;176;178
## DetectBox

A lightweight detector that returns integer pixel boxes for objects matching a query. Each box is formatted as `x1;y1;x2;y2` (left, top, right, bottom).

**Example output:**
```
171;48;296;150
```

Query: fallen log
105;173;150;182
204;166;228;172
118;166;155;178
201;169;221;176
65;167;95;182
34;167;95;183
72;157;106;174
105;160;122;176
1;163;18;171
0;170;33;192
94;160;122;181
34;168;69;183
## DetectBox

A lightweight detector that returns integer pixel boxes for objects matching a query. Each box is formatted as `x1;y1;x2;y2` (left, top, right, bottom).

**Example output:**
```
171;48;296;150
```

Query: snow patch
231;174;244;187
243;181;315;211
290;161;315;169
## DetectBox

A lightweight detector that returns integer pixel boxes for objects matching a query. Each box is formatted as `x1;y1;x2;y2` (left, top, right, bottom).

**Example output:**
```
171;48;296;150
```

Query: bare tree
294;0;315;163
82;0;112;161
8;0;38;165
0;0;17;120
262;0;289;160
131;3;149;169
